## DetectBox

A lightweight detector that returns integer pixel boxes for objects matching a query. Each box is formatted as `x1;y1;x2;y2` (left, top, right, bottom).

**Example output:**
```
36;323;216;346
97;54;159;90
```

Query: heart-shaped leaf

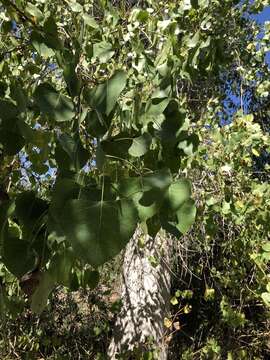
61;199;138;267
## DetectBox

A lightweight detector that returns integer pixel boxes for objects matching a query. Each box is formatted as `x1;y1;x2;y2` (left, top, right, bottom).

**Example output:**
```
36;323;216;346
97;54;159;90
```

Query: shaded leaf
3;237;36;278
61;199;138;267
118;169;172;221
48;178;80;235
0;125;25;155
15;191;48;232
34;83;74;122
85;70;127;116
84;269;100;289
49;248;74;287
0;99;18;119
31;272;55;314
58;133;89;170
85;110;111;137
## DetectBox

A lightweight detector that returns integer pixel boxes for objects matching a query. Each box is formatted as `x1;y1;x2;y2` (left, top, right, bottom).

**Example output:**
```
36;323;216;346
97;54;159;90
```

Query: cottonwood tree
0;0;269;358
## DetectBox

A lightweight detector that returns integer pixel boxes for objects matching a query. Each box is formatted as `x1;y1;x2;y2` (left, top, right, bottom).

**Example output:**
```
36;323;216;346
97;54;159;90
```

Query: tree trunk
108;229;172;359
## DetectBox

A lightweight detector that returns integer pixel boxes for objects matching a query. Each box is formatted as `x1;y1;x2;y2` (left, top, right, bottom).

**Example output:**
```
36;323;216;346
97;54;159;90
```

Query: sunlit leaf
176;199;196;234
128;133;152;157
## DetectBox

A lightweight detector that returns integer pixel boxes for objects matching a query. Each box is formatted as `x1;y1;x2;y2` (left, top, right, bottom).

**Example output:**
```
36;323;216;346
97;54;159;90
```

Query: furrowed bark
108;229;172;359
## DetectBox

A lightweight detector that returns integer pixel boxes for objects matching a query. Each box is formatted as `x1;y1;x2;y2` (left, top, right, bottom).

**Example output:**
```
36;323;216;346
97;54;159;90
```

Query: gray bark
108;229;172;359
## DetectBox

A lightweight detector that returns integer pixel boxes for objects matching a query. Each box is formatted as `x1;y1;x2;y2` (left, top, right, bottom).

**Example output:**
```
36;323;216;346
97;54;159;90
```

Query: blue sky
252;5;270;23
219;5;270;126
252;6;270;63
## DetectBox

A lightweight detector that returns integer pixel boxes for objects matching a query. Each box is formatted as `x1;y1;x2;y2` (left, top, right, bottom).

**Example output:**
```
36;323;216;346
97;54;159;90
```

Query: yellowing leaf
183;305;192;314
170;296;179;305
164;317;173;328
252;148;260;157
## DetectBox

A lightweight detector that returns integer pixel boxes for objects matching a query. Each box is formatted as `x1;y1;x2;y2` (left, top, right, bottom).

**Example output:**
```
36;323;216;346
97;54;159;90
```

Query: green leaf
60;199;138;267
176;199;196;234
141;98;170;126
93;41;114;63
31;31;55;58
167;179;192;211
170;296;179;305
85;110;112;137
15;191;48;232
84;269;100;289
118;169;172;197
25;3;43;21
85;70;127;116
34;83;75;122
0;125;25;155
82;14;98;28
31;272;55;314
49;248;74;287
261;292;270;307
2;237;36;278
0;99;18;119
133;190;162;221
48;178;80;235
262;242;270;252
17;120;51;147
178;134;199;156
58;133;89;170
187;31;200;49
69;1;83;12
128;133;152;157
118;169;172;221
